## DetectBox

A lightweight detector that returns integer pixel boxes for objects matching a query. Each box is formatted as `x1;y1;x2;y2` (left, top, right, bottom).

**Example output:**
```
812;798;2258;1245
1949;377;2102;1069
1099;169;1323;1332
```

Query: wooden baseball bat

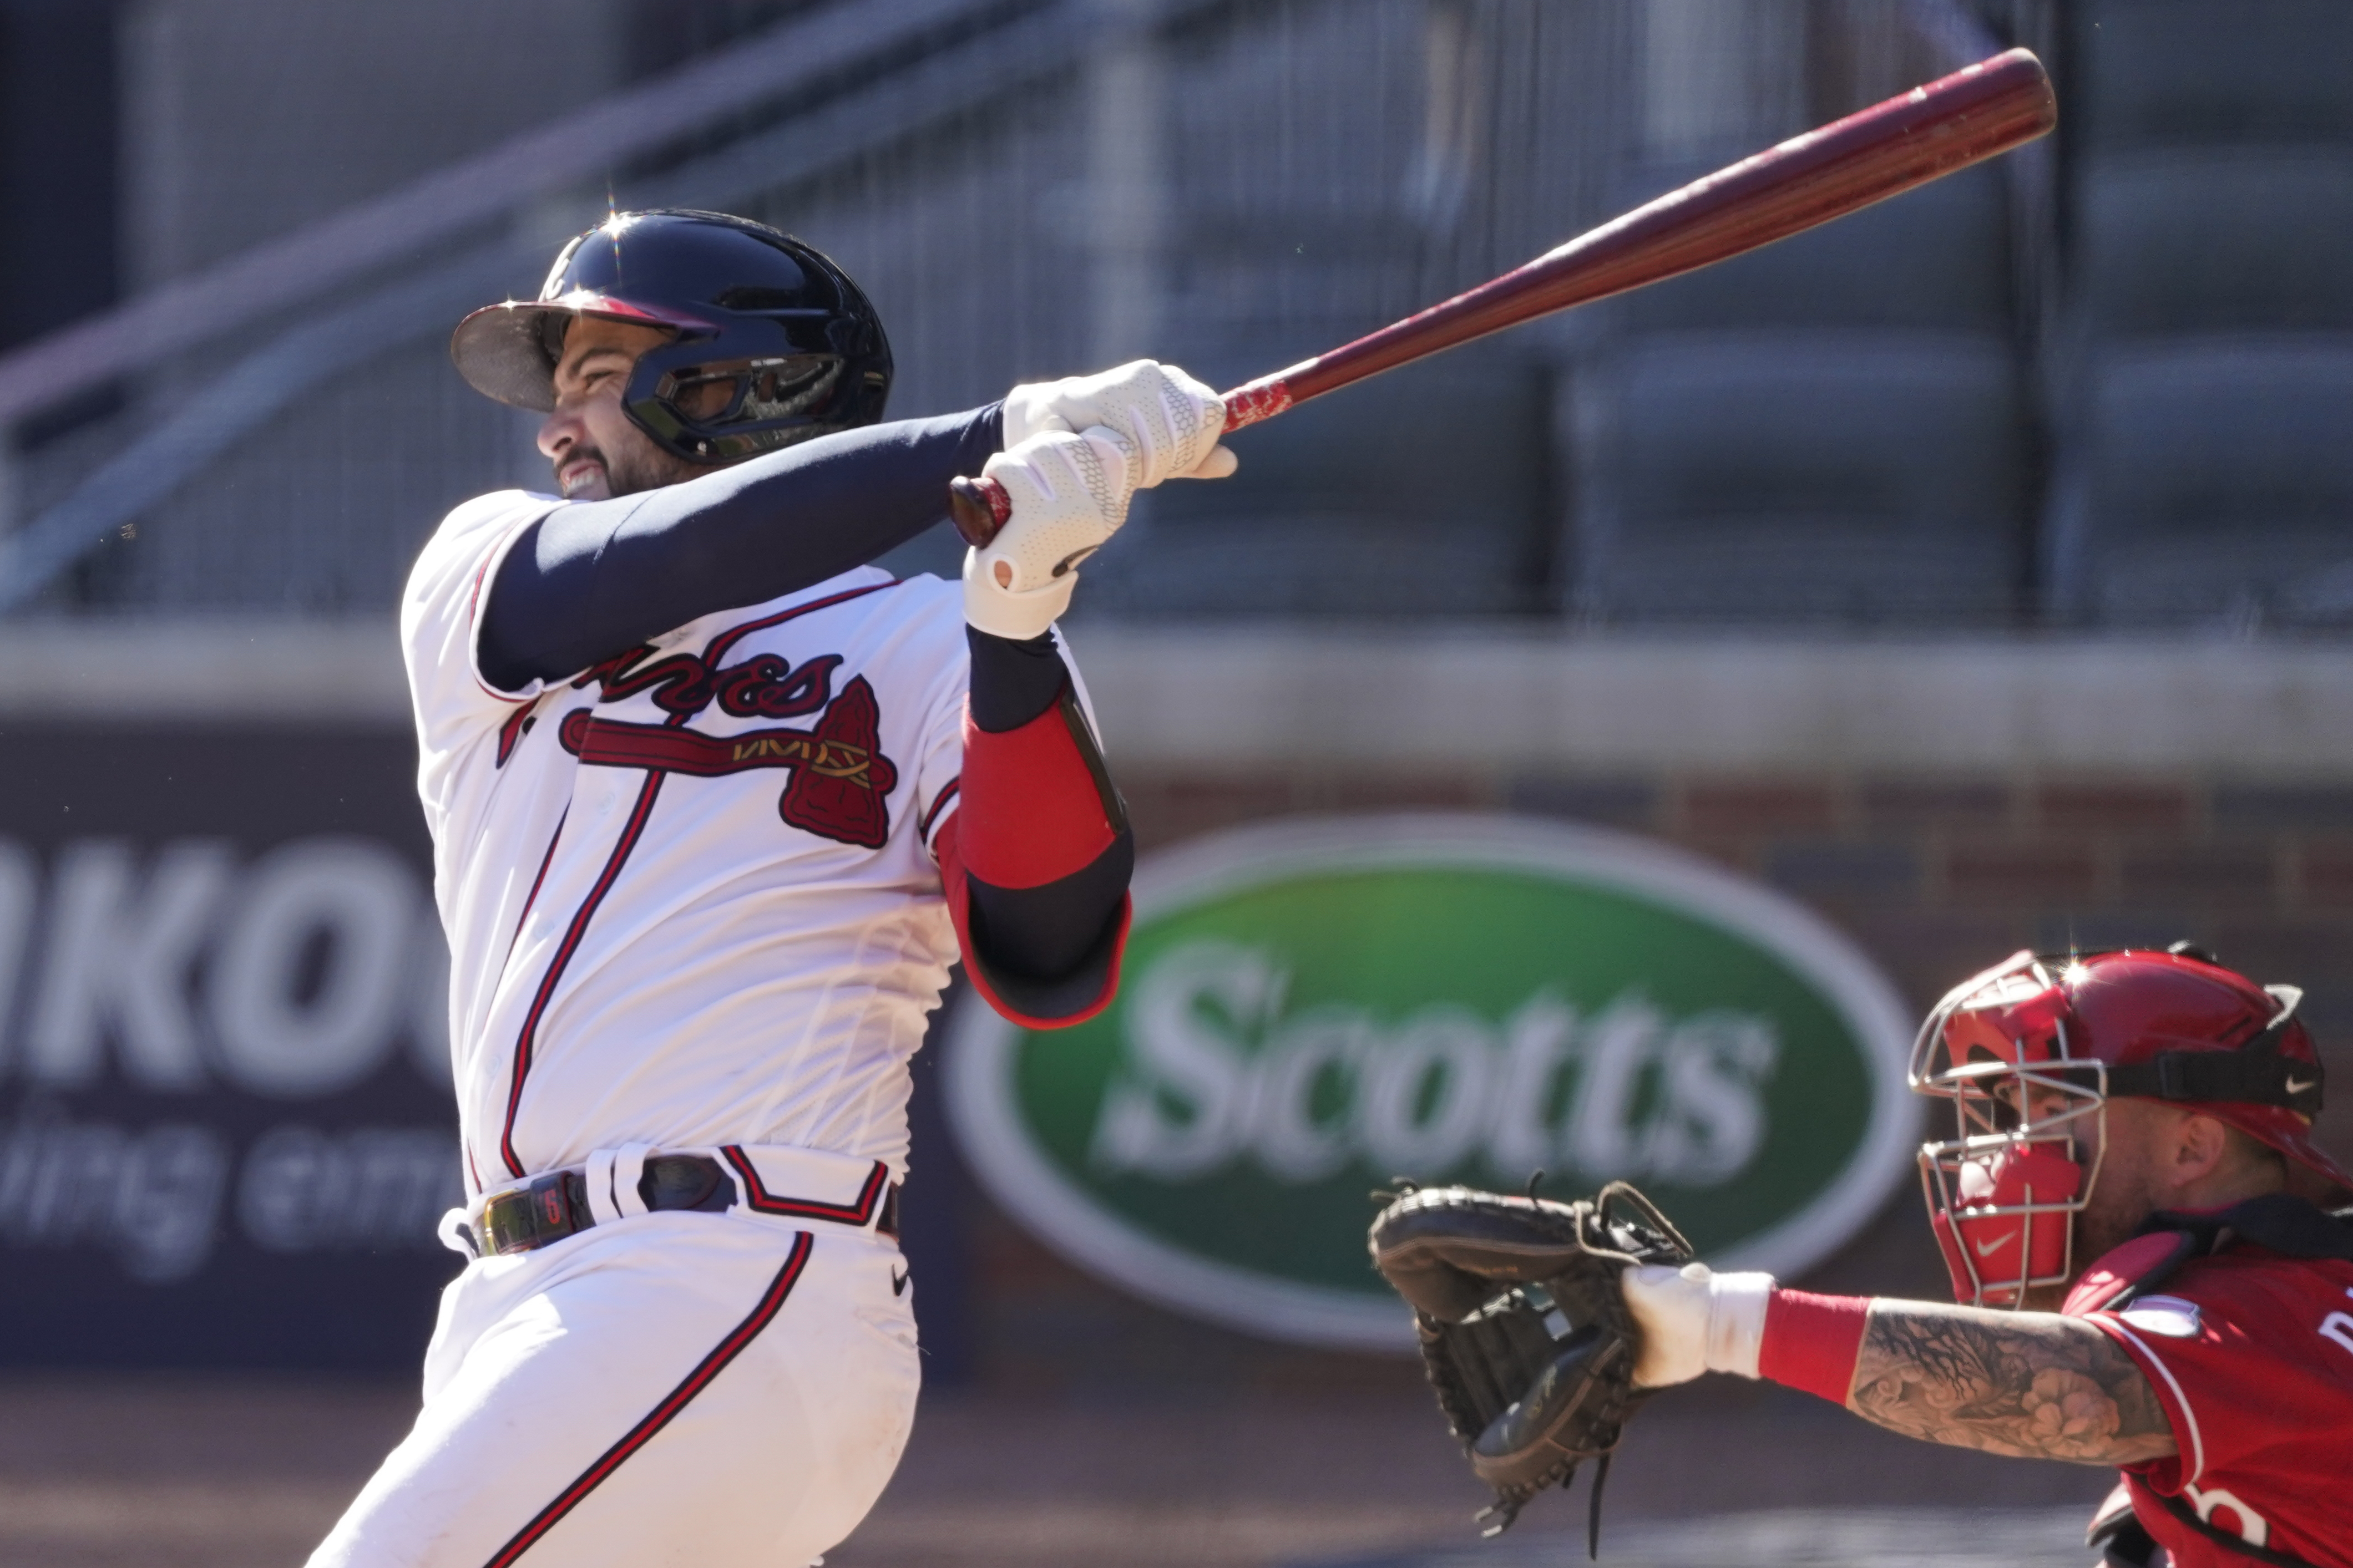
948;46;2054;547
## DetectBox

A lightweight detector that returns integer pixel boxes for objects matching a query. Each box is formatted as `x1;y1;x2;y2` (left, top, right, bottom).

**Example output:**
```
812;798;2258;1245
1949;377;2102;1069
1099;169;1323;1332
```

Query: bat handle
1221;375;1294;431
945;374;1292;548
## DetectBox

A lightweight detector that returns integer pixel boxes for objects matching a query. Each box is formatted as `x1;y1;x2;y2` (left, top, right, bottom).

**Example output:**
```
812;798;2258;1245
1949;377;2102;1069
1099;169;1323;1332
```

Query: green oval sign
945;814;1917;1351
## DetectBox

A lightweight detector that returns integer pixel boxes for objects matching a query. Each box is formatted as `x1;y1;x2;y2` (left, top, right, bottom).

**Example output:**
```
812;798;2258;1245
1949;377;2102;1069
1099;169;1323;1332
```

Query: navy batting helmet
450;209;892;462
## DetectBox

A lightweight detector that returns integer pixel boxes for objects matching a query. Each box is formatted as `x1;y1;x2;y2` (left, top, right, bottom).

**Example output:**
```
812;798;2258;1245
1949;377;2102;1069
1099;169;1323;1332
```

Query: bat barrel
950;48;2056;545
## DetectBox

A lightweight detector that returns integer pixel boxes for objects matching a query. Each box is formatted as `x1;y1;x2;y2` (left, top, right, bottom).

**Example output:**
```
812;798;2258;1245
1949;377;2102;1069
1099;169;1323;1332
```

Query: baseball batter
308;209;1232;1566
1623;947;2353;1566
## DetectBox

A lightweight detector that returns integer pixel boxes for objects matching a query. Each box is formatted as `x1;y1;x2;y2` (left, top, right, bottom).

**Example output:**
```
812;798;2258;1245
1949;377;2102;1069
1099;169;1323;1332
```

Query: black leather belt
472;1154;900;1257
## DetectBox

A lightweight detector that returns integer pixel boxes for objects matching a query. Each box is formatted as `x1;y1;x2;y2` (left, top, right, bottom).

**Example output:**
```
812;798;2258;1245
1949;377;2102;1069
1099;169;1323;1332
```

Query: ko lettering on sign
0;834;458;1289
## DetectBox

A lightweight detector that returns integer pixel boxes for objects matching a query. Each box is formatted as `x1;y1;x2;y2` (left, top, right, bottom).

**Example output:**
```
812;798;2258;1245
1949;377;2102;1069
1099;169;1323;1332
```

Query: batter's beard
558;437;714;500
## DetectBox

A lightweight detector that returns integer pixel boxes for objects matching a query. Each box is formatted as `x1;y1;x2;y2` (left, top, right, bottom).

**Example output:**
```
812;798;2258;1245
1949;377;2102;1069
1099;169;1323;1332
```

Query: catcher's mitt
1368;1179;1692;1550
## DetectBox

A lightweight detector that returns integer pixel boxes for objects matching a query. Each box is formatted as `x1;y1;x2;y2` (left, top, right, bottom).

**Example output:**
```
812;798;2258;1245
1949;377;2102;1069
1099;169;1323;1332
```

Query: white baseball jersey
401;489;973;1198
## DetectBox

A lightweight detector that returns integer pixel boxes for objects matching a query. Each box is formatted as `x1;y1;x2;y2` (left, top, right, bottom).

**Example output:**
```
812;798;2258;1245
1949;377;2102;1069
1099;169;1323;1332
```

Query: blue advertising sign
0;723;459;1369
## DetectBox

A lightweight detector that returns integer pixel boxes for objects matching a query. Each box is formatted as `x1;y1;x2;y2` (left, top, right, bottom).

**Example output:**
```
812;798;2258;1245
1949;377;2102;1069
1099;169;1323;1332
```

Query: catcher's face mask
1910;952;2102;1308
1915;944;2349;1309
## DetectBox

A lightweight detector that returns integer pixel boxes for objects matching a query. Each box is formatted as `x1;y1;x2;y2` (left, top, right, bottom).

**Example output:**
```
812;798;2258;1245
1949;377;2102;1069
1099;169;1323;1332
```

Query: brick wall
1126;767;2353;1105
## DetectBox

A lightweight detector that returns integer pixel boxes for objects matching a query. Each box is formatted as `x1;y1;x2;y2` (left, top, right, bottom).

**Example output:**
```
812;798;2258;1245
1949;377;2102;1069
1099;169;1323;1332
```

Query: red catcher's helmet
1911;945;2351;1308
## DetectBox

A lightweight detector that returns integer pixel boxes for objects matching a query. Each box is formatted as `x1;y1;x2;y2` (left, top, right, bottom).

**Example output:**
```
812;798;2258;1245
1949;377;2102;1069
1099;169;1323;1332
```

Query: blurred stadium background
0;0;2345;1562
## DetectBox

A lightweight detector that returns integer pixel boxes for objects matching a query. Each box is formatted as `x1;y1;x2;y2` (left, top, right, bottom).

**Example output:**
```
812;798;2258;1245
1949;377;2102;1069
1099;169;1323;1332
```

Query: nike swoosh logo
1973;1231;2020;1259
891;1267;910;1297
2286;1075;2317;1095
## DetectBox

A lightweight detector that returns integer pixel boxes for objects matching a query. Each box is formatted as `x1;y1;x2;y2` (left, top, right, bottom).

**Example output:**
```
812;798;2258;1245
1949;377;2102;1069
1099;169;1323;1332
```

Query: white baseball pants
308;1196;919;1566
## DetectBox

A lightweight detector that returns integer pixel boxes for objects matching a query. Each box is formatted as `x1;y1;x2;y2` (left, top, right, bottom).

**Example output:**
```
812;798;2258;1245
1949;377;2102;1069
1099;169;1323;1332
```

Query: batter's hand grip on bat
948;380;1289;546
945;48;2054;550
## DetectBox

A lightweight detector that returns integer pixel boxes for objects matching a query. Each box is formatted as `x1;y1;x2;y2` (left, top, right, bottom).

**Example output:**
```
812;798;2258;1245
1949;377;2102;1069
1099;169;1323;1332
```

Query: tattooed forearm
1846;1302;2177;1465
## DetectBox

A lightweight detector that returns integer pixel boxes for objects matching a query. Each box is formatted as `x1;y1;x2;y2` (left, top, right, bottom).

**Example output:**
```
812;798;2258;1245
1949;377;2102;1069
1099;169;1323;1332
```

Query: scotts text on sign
947;815;1916;1351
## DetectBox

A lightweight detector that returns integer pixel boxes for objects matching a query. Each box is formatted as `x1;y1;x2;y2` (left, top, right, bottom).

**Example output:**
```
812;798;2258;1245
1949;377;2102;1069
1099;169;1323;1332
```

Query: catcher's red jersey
2081;1246;2353;1566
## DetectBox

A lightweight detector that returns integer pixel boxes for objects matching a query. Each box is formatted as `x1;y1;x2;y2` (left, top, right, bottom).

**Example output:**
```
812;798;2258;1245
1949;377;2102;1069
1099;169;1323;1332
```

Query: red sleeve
1757;1288;1870;1404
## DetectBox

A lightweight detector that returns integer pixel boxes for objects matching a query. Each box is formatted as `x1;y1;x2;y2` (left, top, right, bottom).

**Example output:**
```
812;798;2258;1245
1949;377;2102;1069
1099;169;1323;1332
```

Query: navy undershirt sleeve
965;625;1072;732
478;403;1003;691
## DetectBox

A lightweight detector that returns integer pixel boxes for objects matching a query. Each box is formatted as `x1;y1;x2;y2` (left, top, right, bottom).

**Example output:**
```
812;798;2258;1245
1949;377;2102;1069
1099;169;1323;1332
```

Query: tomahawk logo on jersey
2081;1247;2353;1565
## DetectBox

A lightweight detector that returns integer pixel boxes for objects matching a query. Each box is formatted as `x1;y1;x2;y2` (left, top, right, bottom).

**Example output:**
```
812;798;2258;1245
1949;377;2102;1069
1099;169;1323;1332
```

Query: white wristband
1623;1262;1777;1388
1703;1270;1775;1379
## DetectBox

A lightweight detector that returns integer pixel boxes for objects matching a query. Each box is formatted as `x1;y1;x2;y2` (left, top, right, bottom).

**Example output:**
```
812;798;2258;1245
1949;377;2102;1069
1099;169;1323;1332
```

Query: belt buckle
480;1170;586;1256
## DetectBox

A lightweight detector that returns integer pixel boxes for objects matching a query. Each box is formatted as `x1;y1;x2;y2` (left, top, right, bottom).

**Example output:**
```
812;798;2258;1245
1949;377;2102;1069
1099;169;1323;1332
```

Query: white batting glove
1621;1263;1776;1388
963;427;1135;641
1000;359;1237;488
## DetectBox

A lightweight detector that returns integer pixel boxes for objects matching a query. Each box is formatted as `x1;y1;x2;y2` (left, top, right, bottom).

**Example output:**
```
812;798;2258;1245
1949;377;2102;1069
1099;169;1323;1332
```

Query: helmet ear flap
620;337;856;463
621;336;730;461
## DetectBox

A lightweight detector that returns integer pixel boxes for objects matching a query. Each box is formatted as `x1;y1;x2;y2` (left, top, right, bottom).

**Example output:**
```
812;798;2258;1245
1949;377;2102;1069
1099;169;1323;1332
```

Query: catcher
1372;945;2353;1566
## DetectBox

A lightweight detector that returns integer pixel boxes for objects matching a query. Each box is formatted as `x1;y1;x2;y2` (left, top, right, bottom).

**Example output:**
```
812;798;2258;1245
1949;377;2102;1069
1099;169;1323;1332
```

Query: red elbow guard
956;691;1123;889
935;814;1128;1030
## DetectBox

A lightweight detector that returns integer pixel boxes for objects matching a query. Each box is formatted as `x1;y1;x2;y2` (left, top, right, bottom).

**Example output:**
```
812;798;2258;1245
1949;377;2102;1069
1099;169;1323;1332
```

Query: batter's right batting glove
1001;359;1236;487
963;427;1134;641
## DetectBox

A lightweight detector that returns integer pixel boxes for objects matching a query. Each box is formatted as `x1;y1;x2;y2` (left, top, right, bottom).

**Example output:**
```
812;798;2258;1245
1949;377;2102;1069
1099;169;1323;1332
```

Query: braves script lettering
549;635;897;849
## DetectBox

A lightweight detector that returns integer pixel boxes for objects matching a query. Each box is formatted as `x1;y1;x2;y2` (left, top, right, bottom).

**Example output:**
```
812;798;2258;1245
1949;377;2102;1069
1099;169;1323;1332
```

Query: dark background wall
0;0;117;354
